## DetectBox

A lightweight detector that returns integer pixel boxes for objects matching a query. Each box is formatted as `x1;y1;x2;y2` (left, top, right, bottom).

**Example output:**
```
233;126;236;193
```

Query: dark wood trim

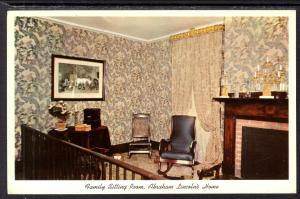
151;140;160;150
110;143;128;154
15;160;23;180
213;97;288;103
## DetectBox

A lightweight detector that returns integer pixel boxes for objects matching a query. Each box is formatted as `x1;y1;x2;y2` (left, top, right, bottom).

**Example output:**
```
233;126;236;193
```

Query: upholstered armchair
158;115;196;177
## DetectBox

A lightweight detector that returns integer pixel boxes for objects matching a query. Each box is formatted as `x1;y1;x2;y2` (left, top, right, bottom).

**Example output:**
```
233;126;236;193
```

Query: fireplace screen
241;127;288;179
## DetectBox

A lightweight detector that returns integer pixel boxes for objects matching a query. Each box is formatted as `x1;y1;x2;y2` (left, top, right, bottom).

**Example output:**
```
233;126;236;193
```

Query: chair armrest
159;139;170;155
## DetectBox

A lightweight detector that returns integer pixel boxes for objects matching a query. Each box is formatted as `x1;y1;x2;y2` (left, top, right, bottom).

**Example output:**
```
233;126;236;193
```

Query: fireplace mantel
213;97;288;176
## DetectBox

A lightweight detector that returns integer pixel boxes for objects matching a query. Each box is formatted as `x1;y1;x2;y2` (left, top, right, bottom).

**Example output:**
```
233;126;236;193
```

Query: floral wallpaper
224;17;288;93
14;17;172;160
15;16;288;160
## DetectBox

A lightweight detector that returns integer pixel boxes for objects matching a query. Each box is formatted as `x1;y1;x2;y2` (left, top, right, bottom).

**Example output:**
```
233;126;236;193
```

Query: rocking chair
158;115;196;178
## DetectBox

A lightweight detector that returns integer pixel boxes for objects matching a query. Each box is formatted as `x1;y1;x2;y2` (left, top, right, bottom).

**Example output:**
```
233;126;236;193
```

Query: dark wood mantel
213;97;288;176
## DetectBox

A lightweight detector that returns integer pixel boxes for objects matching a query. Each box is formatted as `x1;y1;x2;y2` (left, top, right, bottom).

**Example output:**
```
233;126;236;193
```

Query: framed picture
51;54;105;101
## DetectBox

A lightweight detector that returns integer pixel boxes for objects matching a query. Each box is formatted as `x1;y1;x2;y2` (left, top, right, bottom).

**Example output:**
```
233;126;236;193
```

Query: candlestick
74;111;79;125
257;64;260;71
263;69;267;74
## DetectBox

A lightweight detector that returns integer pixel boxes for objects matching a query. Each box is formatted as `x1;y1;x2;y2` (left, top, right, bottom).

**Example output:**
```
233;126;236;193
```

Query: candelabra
74;104;80;125
253;57;287;98
276;64;288;91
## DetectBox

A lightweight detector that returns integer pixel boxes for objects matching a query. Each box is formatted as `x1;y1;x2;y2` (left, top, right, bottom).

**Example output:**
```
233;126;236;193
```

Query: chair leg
197;170;204;180
191;166;194;178
157;162;173;175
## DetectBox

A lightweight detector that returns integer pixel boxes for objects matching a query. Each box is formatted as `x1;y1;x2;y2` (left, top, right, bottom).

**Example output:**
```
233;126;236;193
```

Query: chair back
132;113;150;139
170;115;196;153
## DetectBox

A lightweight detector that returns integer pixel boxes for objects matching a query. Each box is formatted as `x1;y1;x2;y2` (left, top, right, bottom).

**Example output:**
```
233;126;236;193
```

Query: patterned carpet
115;150;199;180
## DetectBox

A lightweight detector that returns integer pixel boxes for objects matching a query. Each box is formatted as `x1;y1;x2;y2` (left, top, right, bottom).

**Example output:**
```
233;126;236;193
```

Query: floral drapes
171;30;223;167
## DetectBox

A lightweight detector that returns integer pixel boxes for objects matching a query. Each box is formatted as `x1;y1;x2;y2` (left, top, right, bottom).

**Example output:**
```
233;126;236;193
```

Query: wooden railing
21;124;165;180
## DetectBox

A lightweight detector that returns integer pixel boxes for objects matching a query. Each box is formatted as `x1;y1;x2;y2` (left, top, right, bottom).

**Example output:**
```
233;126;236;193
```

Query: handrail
21;124;165;180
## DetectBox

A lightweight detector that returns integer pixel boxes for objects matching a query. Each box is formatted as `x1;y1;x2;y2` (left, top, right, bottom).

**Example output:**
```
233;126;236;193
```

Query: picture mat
53;57;103;99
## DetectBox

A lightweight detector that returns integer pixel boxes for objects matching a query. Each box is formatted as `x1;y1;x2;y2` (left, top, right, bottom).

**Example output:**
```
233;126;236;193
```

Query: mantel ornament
220;71;229;97
253;57;287;98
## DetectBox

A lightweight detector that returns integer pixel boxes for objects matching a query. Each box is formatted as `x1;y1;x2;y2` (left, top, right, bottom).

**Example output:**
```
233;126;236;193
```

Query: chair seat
129;142;151;146
130;139;151;145
160;151;193;161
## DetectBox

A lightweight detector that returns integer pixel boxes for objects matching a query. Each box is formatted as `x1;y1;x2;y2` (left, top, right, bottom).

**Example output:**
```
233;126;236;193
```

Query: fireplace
241;127;288;179
213;98;288;177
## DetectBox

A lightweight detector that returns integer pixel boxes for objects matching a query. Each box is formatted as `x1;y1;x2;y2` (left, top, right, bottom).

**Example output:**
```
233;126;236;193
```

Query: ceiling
47;16;224;42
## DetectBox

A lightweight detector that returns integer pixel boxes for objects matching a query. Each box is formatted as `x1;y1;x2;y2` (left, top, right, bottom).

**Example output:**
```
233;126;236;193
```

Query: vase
55;120;67;130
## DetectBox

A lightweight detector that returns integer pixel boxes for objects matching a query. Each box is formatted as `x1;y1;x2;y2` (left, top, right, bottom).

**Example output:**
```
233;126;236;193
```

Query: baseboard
151;140;159;149
110;143;128;154
111;140;159;154
15;160;23;180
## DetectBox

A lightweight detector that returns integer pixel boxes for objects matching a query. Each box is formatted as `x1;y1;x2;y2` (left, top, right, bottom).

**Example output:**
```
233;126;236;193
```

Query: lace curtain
171;31;223;167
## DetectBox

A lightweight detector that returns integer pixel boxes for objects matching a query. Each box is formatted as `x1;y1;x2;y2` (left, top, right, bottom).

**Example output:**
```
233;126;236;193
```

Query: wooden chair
128;113;151;158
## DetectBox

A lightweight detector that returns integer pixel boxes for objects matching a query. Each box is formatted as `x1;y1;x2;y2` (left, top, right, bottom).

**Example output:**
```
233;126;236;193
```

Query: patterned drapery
171;30;223;167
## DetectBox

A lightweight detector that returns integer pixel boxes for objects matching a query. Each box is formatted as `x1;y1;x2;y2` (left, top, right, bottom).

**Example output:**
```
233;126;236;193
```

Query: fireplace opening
241;127;288;179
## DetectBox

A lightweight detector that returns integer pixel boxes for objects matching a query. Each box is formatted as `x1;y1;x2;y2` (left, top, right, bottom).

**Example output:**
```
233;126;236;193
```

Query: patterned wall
224;17;288;93
15;16;288;160
14;17;172;159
